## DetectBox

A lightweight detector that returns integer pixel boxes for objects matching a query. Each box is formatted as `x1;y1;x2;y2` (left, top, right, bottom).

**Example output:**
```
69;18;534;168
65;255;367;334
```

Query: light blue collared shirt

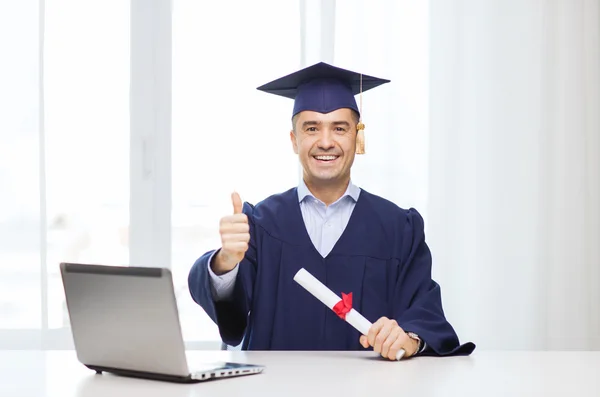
295;179;361;258
208;180;360;299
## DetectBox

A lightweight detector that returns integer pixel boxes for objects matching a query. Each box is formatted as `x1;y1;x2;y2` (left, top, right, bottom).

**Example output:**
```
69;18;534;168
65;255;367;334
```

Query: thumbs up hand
212;192;250;275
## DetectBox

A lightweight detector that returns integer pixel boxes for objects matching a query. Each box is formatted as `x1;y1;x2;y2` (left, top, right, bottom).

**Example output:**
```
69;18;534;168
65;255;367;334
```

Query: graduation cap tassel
356;124;365;154
356;74;365;154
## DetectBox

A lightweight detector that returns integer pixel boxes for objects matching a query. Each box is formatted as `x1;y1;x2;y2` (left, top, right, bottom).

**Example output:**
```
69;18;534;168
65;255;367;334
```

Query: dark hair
291;109;360;133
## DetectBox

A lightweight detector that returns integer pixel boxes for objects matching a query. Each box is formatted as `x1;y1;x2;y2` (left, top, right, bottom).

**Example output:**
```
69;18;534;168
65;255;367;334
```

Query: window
0;0;129;346
171;0;301;342
44;0;130;329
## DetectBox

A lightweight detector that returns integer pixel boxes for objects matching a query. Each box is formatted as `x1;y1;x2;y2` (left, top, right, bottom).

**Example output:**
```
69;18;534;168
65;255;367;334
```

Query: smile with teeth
313;155;339;161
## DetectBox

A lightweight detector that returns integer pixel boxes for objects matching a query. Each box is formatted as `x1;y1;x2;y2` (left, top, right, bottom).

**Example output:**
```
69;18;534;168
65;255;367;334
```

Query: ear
290;130;299;154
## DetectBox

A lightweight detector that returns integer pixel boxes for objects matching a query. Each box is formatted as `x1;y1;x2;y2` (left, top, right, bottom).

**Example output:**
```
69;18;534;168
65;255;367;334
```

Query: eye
306;127;317;132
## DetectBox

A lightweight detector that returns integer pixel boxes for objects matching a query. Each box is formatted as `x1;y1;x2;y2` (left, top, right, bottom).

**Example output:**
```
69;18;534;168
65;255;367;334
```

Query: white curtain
429;0;600;350
332;0;600;350
0;0;42;331
333;0;431;217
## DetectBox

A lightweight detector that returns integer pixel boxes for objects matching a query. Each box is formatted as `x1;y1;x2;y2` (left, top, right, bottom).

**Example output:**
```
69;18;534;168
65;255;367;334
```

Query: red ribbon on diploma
333;292;353;320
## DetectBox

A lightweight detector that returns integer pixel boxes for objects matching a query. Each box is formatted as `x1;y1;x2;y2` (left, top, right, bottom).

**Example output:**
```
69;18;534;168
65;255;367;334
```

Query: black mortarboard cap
256;62;390;119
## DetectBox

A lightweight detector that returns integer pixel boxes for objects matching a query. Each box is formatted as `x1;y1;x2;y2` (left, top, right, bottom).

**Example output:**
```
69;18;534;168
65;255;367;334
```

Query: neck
303;175;350;206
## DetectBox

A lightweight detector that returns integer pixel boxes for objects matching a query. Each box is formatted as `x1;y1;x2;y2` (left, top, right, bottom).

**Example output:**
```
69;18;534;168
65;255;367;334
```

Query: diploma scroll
293;268;405;360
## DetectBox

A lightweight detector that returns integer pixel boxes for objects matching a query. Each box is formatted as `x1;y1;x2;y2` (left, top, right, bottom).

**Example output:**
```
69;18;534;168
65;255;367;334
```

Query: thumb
231;191;243;214
360;335;369;348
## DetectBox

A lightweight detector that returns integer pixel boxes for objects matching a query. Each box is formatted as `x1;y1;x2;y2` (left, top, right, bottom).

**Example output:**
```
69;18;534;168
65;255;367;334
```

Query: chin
308;171;342;182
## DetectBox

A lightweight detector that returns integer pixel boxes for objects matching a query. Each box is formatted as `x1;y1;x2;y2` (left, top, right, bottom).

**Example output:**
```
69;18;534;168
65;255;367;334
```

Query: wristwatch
407;332;423;353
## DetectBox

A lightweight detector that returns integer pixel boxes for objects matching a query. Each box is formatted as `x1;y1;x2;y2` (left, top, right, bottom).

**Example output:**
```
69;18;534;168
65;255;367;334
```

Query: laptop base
86;362;263;384
86;365;203;383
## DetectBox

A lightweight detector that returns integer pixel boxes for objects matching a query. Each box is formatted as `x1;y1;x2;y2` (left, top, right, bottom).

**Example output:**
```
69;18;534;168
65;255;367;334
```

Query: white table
1;350;599;396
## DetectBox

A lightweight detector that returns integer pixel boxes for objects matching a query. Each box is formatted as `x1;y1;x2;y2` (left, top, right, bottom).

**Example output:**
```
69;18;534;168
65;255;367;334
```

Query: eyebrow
301;120;321;129
331;121;351;127
301;120;351;128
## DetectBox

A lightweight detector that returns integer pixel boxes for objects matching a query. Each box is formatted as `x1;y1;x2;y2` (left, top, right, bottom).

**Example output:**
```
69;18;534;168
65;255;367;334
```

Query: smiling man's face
290;108;358;186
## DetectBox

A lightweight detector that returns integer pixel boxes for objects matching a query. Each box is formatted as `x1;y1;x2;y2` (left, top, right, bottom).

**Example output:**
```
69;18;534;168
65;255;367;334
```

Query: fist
359;317;419;360
212;192;250;275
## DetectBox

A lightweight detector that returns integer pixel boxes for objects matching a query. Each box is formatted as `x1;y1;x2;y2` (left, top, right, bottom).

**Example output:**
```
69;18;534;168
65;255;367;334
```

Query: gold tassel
356;122;365;154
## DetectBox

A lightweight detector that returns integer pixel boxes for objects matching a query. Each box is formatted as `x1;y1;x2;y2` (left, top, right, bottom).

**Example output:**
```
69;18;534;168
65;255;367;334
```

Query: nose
317;129;335;150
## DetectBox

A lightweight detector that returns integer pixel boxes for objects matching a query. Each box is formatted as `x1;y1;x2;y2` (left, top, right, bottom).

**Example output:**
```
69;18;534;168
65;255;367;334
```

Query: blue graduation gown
188;187;475;356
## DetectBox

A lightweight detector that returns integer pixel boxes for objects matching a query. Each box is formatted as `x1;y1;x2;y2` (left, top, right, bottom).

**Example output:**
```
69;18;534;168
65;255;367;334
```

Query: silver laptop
59;262;264;383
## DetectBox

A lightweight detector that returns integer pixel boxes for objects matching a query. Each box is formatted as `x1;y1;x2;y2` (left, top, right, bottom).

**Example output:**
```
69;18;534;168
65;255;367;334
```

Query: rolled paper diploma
293;268;405;360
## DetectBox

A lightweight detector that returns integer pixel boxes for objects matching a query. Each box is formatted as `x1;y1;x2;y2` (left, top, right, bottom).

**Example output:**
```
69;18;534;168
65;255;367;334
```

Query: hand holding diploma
293;268;419;361
359;317;420;360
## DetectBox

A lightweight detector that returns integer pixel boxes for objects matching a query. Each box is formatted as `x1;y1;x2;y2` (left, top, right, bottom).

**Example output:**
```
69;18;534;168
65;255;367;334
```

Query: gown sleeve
187;202;258;347
393;208;476;356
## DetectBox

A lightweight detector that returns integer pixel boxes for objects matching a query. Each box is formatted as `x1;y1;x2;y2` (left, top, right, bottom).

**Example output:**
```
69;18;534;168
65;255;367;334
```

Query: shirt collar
297;179;360;204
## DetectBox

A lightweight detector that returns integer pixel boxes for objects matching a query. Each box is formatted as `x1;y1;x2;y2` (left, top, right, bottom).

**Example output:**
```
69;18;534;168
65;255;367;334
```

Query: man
188;62;475;360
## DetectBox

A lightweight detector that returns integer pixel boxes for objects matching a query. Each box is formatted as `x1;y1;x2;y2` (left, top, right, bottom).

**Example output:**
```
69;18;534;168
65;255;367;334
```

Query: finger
231;192;243;214
222;213;248;225
220;214;248;229
222;241;248;253
359;335;369;348
220;222;250;234
381;327;401;358
367;317;388;347
373;321;395;354
222;233;250;243
388;333;410;361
